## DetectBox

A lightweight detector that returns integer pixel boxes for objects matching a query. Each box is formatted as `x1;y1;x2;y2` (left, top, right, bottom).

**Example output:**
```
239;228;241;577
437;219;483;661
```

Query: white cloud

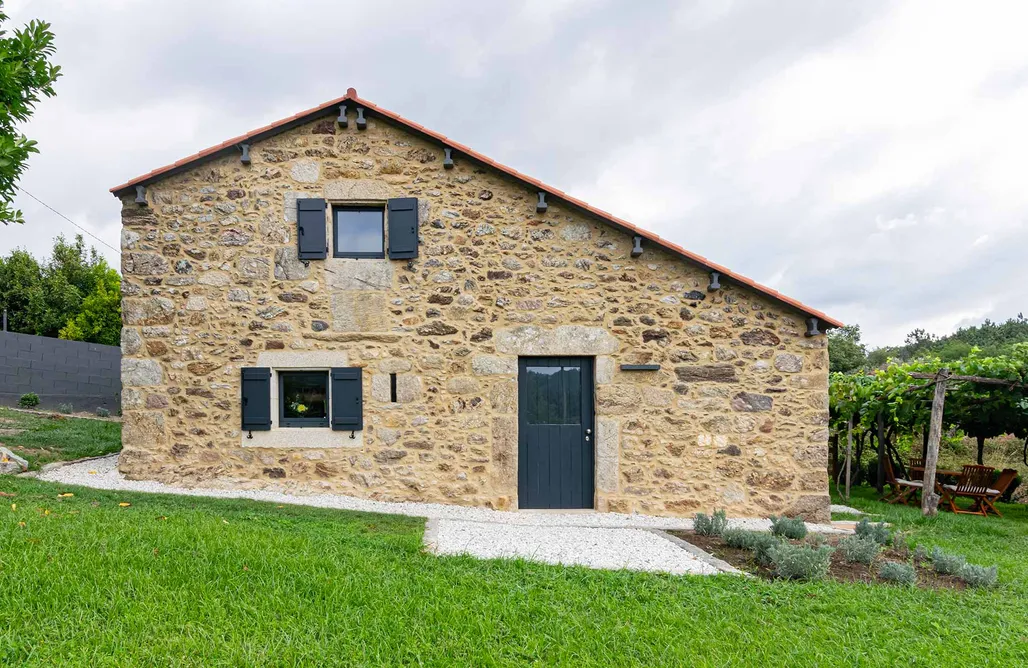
1;0;1026;349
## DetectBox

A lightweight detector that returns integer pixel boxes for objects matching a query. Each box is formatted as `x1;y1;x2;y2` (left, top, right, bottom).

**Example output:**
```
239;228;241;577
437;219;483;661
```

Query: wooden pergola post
845;416;853;501
921;368;950;516
875;411;886;494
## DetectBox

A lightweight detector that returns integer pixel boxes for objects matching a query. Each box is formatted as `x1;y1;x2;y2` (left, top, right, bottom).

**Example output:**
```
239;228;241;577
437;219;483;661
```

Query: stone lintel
494;326;619;356
255;351;350;368
302;332;402;343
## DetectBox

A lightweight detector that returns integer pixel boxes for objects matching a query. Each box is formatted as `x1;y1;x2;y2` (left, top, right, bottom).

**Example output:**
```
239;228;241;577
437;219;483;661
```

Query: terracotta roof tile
110;89;841;328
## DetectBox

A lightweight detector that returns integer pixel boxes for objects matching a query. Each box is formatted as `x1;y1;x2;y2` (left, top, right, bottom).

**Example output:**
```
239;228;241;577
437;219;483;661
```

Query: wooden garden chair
938;464;995;516
973;468;1018;518
882;457;922;505
908;457;925;481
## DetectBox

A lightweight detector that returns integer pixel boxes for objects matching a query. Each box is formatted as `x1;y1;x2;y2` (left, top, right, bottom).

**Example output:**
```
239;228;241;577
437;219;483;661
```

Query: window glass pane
524;364;581;425
566;367;581;423
335;208;383;255
281;372;328;421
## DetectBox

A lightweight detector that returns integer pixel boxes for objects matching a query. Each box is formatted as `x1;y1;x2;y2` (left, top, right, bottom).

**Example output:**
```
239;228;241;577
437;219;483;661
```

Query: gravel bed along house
39;454;848;532
37;454;847;575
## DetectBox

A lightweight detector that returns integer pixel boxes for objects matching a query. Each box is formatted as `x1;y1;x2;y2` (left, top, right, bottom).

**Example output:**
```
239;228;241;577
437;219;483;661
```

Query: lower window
279;371;329;428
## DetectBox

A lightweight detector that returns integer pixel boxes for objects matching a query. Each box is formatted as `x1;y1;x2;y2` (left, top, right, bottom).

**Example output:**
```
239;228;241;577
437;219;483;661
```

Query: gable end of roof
110;88;842;329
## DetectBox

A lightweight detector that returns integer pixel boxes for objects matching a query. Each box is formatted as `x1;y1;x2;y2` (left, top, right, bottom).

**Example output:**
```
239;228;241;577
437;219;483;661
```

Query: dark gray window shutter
331;367;363;431
297;198;327;260
241;367;272;431
387;197;418;259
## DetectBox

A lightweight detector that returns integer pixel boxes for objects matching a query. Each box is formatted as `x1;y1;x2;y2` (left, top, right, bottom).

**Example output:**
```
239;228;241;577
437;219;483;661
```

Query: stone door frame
492;325;620;511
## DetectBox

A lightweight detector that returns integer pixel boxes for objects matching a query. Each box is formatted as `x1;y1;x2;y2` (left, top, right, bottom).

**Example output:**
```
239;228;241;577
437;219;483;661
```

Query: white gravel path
37;453;847;575
830;504;868;515
426;519;724;575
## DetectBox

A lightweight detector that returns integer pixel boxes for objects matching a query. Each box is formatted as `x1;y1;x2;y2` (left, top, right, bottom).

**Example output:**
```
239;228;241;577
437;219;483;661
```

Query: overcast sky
2;0;1026;347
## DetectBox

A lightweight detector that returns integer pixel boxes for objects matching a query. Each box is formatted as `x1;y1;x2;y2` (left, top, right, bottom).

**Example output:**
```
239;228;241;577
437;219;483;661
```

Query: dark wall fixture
620;364;661;371
631;235;643;257
135;185;147;205
443;148;454;169
708;271;721;291
536;191;548;213
805;317;821;337
240;143;251;165
337;104;348;128
355;107;367;130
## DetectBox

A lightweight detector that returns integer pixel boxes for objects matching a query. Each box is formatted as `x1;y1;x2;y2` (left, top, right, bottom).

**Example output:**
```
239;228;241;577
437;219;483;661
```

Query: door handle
585;428;592;435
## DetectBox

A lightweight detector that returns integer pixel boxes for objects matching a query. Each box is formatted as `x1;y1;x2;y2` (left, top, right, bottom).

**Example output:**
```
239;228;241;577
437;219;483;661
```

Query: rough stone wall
118;111;830;521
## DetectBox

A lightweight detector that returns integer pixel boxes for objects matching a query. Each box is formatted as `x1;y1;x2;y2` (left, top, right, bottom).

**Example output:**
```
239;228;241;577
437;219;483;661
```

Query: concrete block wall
0;331;121;411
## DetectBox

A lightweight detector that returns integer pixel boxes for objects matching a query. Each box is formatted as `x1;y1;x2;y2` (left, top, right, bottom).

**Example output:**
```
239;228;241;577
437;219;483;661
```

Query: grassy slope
0;408;121;469
0;478;1026;667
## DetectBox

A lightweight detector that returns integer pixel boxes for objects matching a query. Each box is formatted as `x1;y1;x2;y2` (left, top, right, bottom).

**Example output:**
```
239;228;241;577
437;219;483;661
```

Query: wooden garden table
910;467;962;478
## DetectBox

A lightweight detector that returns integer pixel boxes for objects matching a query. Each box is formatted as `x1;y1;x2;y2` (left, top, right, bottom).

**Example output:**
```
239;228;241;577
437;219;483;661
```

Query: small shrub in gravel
57;403;74;415
18;392;40;408
890;532;910;558
751;534;783;565
694;509;728;537
96;407;111;418
722;528;754;549
854;518;892;546
768;543;834;581
752;533;783;566
959;563;998;588
806;533;828;547
838;536;880;565
878;561;917;586
931;547;966;575
770;515;807;540
722;529;781;565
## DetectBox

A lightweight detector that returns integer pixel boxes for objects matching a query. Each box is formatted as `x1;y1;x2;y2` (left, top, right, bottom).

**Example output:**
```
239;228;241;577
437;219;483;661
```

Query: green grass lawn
0;407;121;469
0;478;1026;667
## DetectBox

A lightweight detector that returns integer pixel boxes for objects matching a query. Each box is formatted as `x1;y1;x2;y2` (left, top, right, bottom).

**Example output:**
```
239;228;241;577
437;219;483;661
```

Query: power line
16;186;120;255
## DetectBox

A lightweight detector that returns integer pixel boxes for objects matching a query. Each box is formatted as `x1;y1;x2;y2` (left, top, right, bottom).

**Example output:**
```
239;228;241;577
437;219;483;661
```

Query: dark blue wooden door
518;357;594;509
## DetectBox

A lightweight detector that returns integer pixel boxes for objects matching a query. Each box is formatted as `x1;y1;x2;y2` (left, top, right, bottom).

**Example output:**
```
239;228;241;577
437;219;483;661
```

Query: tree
828;324;868;373
903;328;938;358
59;265;121;346
0;247;40;332
868;315;1028;364
30;235;106;336
0;5;61;224
936;339;972;362
0;234;120;343
866;346;897;369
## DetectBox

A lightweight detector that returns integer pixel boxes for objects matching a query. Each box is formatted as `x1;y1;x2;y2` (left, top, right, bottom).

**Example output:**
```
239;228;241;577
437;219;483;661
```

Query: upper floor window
333;205;384;258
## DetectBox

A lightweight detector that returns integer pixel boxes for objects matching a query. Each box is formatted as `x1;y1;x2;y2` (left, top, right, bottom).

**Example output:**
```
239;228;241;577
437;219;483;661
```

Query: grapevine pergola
909;370;1028;515
830;345;1028;517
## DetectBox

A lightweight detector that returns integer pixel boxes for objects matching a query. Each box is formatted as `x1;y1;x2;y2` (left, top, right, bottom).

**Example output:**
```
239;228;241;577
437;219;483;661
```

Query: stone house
112;88;842;521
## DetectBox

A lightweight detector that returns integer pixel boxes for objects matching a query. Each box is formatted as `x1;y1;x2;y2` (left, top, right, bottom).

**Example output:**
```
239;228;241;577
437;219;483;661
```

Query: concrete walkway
37;454;846;575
